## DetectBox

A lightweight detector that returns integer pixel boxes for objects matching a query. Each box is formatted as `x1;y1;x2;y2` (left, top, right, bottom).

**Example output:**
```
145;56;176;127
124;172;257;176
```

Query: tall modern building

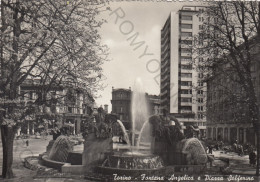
160;6;206;136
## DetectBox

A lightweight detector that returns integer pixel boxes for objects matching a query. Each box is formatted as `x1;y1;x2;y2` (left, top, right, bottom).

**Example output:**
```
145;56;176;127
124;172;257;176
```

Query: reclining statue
149;110;209;165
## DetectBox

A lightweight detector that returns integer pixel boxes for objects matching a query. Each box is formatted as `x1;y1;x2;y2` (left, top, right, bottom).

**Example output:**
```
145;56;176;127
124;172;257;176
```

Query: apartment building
19;79;95;135
160;6;206;136
206;39;260;144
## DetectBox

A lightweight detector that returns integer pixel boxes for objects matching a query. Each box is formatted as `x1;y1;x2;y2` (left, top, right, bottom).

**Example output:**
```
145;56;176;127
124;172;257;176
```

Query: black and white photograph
0;0;260;181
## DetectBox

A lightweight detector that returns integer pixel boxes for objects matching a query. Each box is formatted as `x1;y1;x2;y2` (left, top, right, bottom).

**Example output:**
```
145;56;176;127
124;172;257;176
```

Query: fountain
95;78;165;175
39;78;210;179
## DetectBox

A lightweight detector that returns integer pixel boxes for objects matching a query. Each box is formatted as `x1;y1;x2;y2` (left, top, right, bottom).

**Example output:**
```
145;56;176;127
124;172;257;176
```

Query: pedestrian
215;143;219;150
26;140;29;147
208;145;213;154
249;150;256;167
219;141;224;150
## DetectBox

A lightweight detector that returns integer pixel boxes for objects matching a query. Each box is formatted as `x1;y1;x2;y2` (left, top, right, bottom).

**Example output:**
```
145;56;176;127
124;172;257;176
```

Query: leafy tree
0;0;109;178
193;1;260;175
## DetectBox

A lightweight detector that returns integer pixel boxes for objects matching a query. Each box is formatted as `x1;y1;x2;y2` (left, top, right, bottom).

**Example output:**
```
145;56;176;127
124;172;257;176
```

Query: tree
0;0;109;178
193;1;260;175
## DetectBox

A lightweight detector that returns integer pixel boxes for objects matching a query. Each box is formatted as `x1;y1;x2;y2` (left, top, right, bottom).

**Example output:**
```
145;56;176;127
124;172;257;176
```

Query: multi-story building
146;94;160;115
206;40;260;145
160;6;206;136
111;87;132;122
19;79;95;135
111;87;160;130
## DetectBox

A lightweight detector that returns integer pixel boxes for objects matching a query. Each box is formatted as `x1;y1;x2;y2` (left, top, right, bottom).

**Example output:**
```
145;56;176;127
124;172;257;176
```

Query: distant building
111;87;160;130
104;104;109;113
206;40;260;145
160;6;207;136
19;79;95;135
111;87;132;121
146;94;160;115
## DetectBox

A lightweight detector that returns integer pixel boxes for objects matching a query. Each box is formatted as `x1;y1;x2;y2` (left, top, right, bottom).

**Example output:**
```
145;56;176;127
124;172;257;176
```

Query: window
198;73;204;78
181;32;192;37
181;24;192;29
181;97;192;102
197;90;203;95
198;106;203;111
198;82;203;86
181;89;192;94
181;56;192;61
180;106;192;111
198;113;204;119
180;81;192;86
199;8;204;13
199;25;204;30
68;107;72;113
180;64;192;70
199;17;204;22
181;48;192;53
181;15;192;20
180;73;192;78
198;98;203;103
180;40;192;45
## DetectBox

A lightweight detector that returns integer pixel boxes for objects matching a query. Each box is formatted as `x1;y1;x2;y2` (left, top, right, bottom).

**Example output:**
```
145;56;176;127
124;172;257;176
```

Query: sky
95;1;203;112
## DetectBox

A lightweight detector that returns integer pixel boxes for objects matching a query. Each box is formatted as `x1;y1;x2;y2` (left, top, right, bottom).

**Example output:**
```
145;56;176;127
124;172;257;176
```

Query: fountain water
136;119;150;147
48;135;73;162
131;78;149;146
116;120;130;145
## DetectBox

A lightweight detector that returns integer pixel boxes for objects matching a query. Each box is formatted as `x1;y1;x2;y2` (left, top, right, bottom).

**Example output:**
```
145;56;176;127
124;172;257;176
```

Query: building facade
19;79;95;135
146;94;160;115
160;6;206;135
111;87;160;129
206;41;260;145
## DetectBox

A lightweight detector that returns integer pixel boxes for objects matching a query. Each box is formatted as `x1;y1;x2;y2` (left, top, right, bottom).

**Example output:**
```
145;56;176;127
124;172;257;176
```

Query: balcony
180;77;192;81
181;52;192;57
161;89;168;96
161;60;170;69
161;75;170;82
180;102;192;106
180;94;192;97
180;36;193;41
180;110;193;113
161;67;169;76
180;19;193;24
161;36;170;48
180;85;192;90
180;60;192;65
180;28;192;33
180;69;192;73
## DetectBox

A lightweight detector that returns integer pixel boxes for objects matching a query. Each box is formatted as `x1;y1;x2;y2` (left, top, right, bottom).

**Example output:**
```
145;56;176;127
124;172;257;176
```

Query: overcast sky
96;1;204;111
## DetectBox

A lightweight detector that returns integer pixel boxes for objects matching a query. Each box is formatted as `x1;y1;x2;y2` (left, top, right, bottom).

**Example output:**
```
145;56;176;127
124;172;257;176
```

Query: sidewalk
213;150;257;175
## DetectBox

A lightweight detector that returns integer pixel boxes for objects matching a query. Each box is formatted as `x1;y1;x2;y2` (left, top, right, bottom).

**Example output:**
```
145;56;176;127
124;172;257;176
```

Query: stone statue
82;112;118;170
149;111;209;166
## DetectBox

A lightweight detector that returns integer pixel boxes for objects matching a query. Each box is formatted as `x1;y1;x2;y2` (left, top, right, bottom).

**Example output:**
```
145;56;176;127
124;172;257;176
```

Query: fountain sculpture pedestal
82;133;113;170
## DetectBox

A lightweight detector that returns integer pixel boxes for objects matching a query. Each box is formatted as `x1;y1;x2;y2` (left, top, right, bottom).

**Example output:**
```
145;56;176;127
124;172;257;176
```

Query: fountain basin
95;149;164;175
